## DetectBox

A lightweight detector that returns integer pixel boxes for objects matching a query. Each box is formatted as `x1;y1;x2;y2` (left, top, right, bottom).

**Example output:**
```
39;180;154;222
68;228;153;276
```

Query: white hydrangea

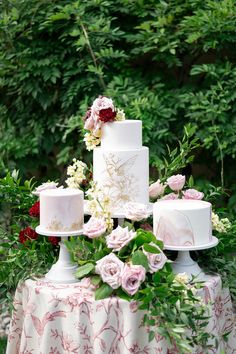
212;212;231;233
174;272;189;284
65;158;87;189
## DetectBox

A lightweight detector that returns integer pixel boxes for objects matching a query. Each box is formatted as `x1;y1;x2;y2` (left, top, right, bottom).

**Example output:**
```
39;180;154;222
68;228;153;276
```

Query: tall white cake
153;200;212;247
39;188;84;233
93;120;149;212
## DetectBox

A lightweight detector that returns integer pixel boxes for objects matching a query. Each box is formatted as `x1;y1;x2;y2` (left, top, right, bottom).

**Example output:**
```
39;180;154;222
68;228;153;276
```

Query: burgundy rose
29;201;40;218
99;108;116;122
19;227;38;244
48;236;60;246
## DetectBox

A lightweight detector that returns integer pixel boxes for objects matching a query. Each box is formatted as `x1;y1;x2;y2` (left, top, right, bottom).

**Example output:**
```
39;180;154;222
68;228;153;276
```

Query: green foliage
0;173;58;310
1;0;236;199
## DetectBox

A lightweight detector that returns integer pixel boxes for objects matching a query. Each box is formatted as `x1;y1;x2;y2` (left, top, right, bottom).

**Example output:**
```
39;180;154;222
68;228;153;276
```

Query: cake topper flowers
83;96;125;150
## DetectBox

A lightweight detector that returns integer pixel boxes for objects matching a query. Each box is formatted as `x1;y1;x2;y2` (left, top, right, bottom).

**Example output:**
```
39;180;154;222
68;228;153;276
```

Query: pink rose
106;226;136;251
143;244;167;273
167;174;186;191
121;264;146;295
182;189;204;200
83;217;106;238
95;253;124;289
91;96;115;116
32;182;59;196
161;193;178;200
149;179;166;199
124;202;150;221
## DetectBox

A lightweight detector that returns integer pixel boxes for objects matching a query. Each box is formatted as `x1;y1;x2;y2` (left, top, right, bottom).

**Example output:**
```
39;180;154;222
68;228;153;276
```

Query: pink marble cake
39;188;84;233
153;200;212;247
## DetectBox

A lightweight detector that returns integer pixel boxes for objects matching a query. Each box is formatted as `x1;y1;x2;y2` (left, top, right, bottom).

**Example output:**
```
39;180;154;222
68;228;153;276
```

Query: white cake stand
164;236;219;280
36;226;83;283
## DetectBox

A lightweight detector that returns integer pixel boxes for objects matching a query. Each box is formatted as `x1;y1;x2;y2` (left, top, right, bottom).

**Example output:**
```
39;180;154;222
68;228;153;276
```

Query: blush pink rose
124;202;150;221
106;226;136;252
32;181;60;196
167;174;186;191
149;179;166;199
121;264;146;295
161;193;178;201
83;217;106;238
182;189;204;200
95;253;124;289
91;96;115;116
143;244;167;273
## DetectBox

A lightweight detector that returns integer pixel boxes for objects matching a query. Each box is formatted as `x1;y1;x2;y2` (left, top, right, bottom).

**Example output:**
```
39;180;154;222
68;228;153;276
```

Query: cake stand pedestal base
165;236;219;280
171;250;204;279
36;227;84;284
45;238;78;283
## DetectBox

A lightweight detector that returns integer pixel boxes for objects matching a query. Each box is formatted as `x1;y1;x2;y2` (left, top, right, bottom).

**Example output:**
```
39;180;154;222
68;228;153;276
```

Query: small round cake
39;188;84;233
153;200;212;247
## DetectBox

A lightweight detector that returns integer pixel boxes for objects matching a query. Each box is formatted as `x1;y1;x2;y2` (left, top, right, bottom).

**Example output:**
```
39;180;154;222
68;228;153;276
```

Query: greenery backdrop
1;0;236;210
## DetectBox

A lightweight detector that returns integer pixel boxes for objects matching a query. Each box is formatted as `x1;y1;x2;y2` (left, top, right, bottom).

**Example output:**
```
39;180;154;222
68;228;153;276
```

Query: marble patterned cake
153;200;212;247
93;120;149;212
39;188;84;233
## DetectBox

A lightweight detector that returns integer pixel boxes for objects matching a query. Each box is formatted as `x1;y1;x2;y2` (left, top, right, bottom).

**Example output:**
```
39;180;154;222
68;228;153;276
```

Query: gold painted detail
47;218;83;232
101;153;139;208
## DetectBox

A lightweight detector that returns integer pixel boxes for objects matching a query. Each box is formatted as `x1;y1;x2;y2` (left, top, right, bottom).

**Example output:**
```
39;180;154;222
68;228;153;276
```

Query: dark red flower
19;227;38;244
99;108;116;122
48;236;60;246
29;201;40;218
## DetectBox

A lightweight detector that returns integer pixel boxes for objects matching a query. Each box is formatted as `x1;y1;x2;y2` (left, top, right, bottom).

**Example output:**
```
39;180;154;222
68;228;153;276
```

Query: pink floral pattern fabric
6;275;236;354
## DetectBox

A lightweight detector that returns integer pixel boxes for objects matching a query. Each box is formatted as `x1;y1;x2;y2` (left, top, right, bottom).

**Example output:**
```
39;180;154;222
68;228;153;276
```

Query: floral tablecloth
6;275;236;354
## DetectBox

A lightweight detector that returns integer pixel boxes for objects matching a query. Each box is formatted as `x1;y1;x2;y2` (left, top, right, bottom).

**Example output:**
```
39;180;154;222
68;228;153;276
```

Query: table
6;275;236;354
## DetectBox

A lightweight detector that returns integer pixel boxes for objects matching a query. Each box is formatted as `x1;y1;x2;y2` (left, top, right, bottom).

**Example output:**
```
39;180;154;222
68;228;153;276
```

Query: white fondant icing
40;188;84;232
93;147;149;212
153;200;212;246
101;120;142;150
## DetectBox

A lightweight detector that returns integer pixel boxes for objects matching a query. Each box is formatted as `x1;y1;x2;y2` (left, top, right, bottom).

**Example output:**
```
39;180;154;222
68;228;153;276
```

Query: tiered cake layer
93;120;149;212
153;200;212;247
40;189;84;232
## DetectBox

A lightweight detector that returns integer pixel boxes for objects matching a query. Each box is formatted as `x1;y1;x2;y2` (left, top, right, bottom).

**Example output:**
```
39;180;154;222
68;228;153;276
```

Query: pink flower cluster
124;202;150;221
84;96;116;136
94;225;167;295
83;217;107;238
150;174;204;201
95;253;146;295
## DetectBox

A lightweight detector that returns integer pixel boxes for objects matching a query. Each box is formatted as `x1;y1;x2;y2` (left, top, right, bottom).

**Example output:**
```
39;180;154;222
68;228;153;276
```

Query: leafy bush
1;0;236;206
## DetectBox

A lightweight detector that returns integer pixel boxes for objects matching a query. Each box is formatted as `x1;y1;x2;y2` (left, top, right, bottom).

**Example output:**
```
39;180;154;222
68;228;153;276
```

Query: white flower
116;108;126;121
95;253;124;289
174;272;189;284
106;226;136;251
32;181;59;196
212;212;231;233
124;202;150;221
65;158;87;189
84;132;101;151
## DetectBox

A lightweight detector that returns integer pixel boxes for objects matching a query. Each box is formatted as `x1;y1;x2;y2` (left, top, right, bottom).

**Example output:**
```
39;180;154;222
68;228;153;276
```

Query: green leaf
143;243;161;254
76;263;94;278
131;250;149;270
90;275;101;286
148;330;155;342
95;283;113;300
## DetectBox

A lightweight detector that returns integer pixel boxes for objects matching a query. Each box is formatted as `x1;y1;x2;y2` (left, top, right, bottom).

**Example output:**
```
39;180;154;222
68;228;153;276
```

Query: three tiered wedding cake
93;120;149;212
